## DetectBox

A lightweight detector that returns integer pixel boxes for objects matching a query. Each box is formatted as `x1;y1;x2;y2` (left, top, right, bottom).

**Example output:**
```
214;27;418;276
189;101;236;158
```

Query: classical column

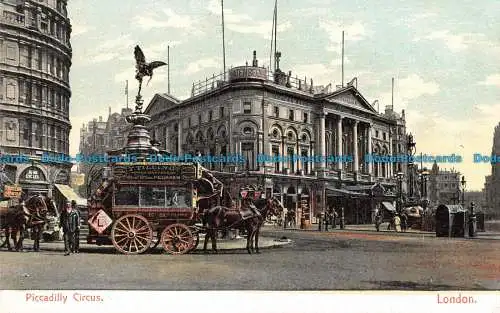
367;123;372;175
353;120;359;172
337;116;343;170
318;112;326;170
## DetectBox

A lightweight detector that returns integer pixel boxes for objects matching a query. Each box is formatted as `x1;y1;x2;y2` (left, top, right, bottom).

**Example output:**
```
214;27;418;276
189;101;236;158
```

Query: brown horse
1;195;53;251
202;197;282;254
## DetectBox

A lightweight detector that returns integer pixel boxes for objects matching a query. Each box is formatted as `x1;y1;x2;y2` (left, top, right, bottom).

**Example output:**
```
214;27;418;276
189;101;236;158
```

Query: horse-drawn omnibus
86;161;218;255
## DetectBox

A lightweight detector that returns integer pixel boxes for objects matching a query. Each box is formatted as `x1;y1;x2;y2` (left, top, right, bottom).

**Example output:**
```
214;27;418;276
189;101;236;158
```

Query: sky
67;0;500;190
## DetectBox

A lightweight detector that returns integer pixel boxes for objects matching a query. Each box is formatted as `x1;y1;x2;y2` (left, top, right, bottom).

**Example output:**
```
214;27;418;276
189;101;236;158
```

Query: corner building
145;52;409;225
0;0;72;196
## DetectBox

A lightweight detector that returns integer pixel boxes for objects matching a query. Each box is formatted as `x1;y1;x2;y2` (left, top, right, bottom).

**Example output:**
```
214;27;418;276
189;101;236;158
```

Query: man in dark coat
71;200;81;253
59;200;80;255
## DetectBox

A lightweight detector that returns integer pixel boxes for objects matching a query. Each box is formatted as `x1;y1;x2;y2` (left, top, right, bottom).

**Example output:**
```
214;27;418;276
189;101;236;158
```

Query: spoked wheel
0;229;6;248
161;224;194;255
111;214;153;255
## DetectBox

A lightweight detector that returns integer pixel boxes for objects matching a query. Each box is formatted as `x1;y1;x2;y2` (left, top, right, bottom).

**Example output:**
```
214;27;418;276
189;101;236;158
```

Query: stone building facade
484;122;500;215
428;162;461;205
144;51;410;225
78;107;132;195
0;0;72;196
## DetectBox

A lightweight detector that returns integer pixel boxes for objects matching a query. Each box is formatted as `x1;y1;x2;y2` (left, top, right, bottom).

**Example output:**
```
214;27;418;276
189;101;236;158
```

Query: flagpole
341;30;344;87
222;0;226;80
269;1;276;72
167;45;170;94
274;0;277;72
125;80;128;109
391;77;394;108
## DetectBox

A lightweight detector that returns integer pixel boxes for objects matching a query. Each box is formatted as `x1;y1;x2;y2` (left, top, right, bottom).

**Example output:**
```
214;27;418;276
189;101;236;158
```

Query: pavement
17;234;292;254
269;223;500;240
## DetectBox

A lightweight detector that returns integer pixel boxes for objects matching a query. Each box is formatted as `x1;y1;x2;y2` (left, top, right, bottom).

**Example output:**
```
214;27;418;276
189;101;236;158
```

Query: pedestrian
71;200;81;253
332;208;338;229
59;200;80;255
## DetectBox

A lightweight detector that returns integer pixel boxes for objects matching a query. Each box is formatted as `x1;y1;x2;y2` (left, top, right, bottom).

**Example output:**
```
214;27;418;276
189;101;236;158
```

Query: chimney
252;50;258;67
99;116;102;122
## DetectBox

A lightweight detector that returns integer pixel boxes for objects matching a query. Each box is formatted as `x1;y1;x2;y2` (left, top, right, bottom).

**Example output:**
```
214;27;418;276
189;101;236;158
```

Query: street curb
263;227;500;240
7;237;292;253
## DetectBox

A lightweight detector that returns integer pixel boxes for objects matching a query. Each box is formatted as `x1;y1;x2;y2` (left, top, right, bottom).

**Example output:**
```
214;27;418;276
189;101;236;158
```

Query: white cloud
478;74;500;87
318;20;367;53
413;30;488;52
71;23;92;37
377;74;439;109
133;9;200;34
185;58;219;75
206;0;291;39
81;34;135;65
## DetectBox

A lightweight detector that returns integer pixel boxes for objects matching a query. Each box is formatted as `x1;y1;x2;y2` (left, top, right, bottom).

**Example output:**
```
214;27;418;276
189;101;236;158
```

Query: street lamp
396;172;404;212
461;175;466;206
419;168;429;199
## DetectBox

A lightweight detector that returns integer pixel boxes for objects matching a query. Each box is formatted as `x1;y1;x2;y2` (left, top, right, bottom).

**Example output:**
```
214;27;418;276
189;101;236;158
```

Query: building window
289;109;294;121
287;147;295;173
274;106;279;117
208;110;213;121
301;149;309;174
0;77;3;100
241;142;255;170
219;107;225;118
383;132;386;140
198;114;202;125
243;101;251;114
303;113;308;123
243;127;253;135
375;130;379;138
272;145;280;172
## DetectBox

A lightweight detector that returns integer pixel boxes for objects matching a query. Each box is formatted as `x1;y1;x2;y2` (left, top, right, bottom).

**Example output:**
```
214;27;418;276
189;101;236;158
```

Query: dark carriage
435;204;468;237
86;162;224;255
374;201;398;231
401;205;424;230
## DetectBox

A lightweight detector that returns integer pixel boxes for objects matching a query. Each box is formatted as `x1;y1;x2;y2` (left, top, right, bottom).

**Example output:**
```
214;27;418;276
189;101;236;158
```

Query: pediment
144;93;181;116
326;88;377;113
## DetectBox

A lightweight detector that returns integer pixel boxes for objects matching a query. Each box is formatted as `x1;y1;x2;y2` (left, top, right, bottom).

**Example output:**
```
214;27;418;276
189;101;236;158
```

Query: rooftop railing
190;65;337;98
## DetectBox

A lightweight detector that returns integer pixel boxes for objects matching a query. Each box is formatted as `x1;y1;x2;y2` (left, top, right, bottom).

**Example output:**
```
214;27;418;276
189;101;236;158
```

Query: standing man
59;200;80;255
71;200;81;253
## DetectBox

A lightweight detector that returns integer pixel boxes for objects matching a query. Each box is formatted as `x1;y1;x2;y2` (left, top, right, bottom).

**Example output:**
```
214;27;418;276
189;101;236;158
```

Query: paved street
1;227;499;290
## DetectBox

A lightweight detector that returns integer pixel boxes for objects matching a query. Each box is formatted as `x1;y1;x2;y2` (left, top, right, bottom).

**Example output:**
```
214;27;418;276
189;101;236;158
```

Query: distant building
484;122;500;215
428;162;461;205
78;107;132;195
0;0;73;197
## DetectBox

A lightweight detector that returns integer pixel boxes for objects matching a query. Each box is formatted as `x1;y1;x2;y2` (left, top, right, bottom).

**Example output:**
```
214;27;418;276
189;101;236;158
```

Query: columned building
0;0;72;196
145;51;409;225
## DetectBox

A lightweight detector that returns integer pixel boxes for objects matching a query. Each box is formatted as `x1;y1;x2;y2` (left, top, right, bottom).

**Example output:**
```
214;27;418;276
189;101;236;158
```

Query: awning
381;201;397;212
325;187;367;197
54;184;87;206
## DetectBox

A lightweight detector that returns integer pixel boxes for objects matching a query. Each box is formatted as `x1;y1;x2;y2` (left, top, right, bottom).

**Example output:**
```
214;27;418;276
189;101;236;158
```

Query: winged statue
134;45;167;95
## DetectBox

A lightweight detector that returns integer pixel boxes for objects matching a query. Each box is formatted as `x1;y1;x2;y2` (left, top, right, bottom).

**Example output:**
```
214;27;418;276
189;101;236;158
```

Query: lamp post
460;175;466;205
396;172;404;213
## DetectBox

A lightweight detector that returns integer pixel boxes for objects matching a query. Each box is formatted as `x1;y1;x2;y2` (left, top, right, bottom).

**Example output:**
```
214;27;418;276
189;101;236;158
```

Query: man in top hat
59;200;80;255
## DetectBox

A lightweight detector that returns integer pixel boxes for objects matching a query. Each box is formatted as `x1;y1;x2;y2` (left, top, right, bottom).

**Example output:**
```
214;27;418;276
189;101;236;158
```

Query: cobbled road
1;228;499;290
